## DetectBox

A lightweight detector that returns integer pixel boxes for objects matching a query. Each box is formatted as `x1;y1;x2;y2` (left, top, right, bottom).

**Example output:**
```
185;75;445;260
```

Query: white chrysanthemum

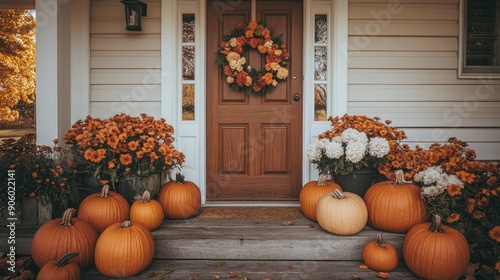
421;186;445;198
345;141;366;163
325;142;344;159
316;138;330;150
229;60;239;70
414;166;443;186
331;136;342;143
368;137;390;158
341;128;368;144
229;37;237;47
306;142;322;162
447;175;465;188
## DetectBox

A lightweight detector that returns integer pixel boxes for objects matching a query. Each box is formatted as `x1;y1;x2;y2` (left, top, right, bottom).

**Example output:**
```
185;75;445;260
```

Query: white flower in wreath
229;37;237;47
226;76;234;83
276;67;289;80
345;141;367;163
264;40;273;49
272;80;278;87
367;137;390;158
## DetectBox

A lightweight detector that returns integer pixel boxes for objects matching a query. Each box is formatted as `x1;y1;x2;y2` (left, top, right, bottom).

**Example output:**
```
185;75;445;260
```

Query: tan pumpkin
95;220;155;278
37;252;81;280
299;174;342;221
31;208;98;269
363;170;428;233
316;189;368;235
130;190;165;231
403;214;470;280
158;173;201;219
78;184;130;233
362;233;399;272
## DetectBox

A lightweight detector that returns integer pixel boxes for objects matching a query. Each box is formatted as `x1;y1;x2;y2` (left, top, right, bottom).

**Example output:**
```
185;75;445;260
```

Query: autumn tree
0;10;36;122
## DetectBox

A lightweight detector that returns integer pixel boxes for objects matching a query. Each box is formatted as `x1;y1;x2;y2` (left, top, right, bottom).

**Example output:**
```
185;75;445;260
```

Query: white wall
347;0;500;160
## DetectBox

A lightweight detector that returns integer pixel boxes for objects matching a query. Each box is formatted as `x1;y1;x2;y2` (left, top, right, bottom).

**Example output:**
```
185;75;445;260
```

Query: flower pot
332;168;377;198
115;172;166;203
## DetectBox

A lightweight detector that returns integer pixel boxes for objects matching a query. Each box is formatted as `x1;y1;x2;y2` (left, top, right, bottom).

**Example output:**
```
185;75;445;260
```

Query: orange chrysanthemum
447;184;462;197
128;141;139;151
446;213;461;223
495;261;500;272
119;153;133;165
489;226;500;242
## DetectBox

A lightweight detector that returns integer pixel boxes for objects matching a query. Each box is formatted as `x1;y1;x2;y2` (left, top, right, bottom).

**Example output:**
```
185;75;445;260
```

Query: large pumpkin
31;208;98;269
158;173;201;219
316;189;368;235
36;252;81;280
95;220;155;278
130;190;165;231
299;174;342;221
363;170;428;233
403;215;470;280
78;184;130;233
362;233;399;272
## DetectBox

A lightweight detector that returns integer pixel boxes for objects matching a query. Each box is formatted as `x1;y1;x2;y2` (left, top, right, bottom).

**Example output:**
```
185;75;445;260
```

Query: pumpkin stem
100;184;111;198
56;252;79;267
394;170;412;185
175;173;185;184
332;189;346;199
141;190;151;202
430;214;444;233
59;208;76;226
375;233;387;248
120;220;132;228
317;174;327;186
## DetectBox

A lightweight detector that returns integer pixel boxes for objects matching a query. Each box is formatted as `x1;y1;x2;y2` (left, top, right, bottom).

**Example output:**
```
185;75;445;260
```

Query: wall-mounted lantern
120;0;147;31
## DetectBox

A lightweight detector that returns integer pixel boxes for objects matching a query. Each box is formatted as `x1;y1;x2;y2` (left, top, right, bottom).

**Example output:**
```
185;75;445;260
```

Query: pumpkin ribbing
130;190;165;230
37;252;81;280
362;233;399;272
300;174;342;221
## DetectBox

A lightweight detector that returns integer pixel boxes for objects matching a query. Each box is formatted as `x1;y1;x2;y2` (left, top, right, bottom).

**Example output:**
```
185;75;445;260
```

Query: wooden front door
206;0;303;200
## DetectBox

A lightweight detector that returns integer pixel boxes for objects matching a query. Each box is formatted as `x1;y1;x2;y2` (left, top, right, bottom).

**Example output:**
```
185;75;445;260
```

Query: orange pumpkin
299;174;342;221
158;173;201;219
37;252;81;280
316;189;368;235
130;190;165;231
403;214;470;280
31;208;98;269
362;233;399;272
95;220;154;278
363;170;428;233
78;184;130;233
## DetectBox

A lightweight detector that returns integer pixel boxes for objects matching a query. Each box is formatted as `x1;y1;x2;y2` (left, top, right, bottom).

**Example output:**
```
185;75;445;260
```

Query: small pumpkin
77;184;130;233
316;189;368;235
362;233;399;272
363;170;428;233
95;220;155;278
37;252;81;280
158;173;201;219
299;174;342;221
403;214;470;280
31;208;98;269
130;190;165;231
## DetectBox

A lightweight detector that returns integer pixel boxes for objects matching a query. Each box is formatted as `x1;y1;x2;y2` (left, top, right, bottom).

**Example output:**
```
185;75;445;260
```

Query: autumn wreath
215;21;290;95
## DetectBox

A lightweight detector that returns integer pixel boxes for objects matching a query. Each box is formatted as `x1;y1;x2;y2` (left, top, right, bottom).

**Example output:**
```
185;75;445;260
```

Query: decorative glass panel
314;84;327;121
182;84;195;120
182;46;195;80
314;47;327;81
182;14;195;43
315;15;327;43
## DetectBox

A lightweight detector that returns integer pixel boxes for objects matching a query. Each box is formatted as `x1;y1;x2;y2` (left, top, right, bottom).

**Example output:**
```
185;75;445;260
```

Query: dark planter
332;168;377;198
115;172;166;203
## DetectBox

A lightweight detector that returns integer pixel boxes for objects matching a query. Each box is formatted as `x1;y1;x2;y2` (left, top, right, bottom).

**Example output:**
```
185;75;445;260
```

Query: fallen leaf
282;221;295;226
352;276;362;279
262;278;272;280
308;223;315;228
288;265;296;269
228;272;239;278
147;272;158;277
358;264;369;270
376;272;390;279
213;276;221;279
256;262;266;266
164;269;174;275
215;261;225;267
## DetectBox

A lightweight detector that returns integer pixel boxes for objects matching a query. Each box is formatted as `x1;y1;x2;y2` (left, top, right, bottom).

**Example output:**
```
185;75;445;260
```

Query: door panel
207;0;303;200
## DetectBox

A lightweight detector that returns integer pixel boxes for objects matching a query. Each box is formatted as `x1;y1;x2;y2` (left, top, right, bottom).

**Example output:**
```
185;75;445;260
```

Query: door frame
160;0;348;204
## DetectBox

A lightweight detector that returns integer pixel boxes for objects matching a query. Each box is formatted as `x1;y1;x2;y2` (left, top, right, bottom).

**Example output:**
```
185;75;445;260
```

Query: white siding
347;0;500;160
89;0;162;118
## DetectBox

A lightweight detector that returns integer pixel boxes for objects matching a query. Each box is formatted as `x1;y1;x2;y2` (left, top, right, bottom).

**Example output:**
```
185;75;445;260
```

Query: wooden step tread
82;260;420;280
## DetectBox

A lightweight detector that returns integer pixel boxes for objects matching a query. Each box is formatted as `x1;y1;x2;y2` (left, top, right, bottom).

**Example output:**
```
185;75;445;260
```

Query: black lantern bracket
121;0;148;31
